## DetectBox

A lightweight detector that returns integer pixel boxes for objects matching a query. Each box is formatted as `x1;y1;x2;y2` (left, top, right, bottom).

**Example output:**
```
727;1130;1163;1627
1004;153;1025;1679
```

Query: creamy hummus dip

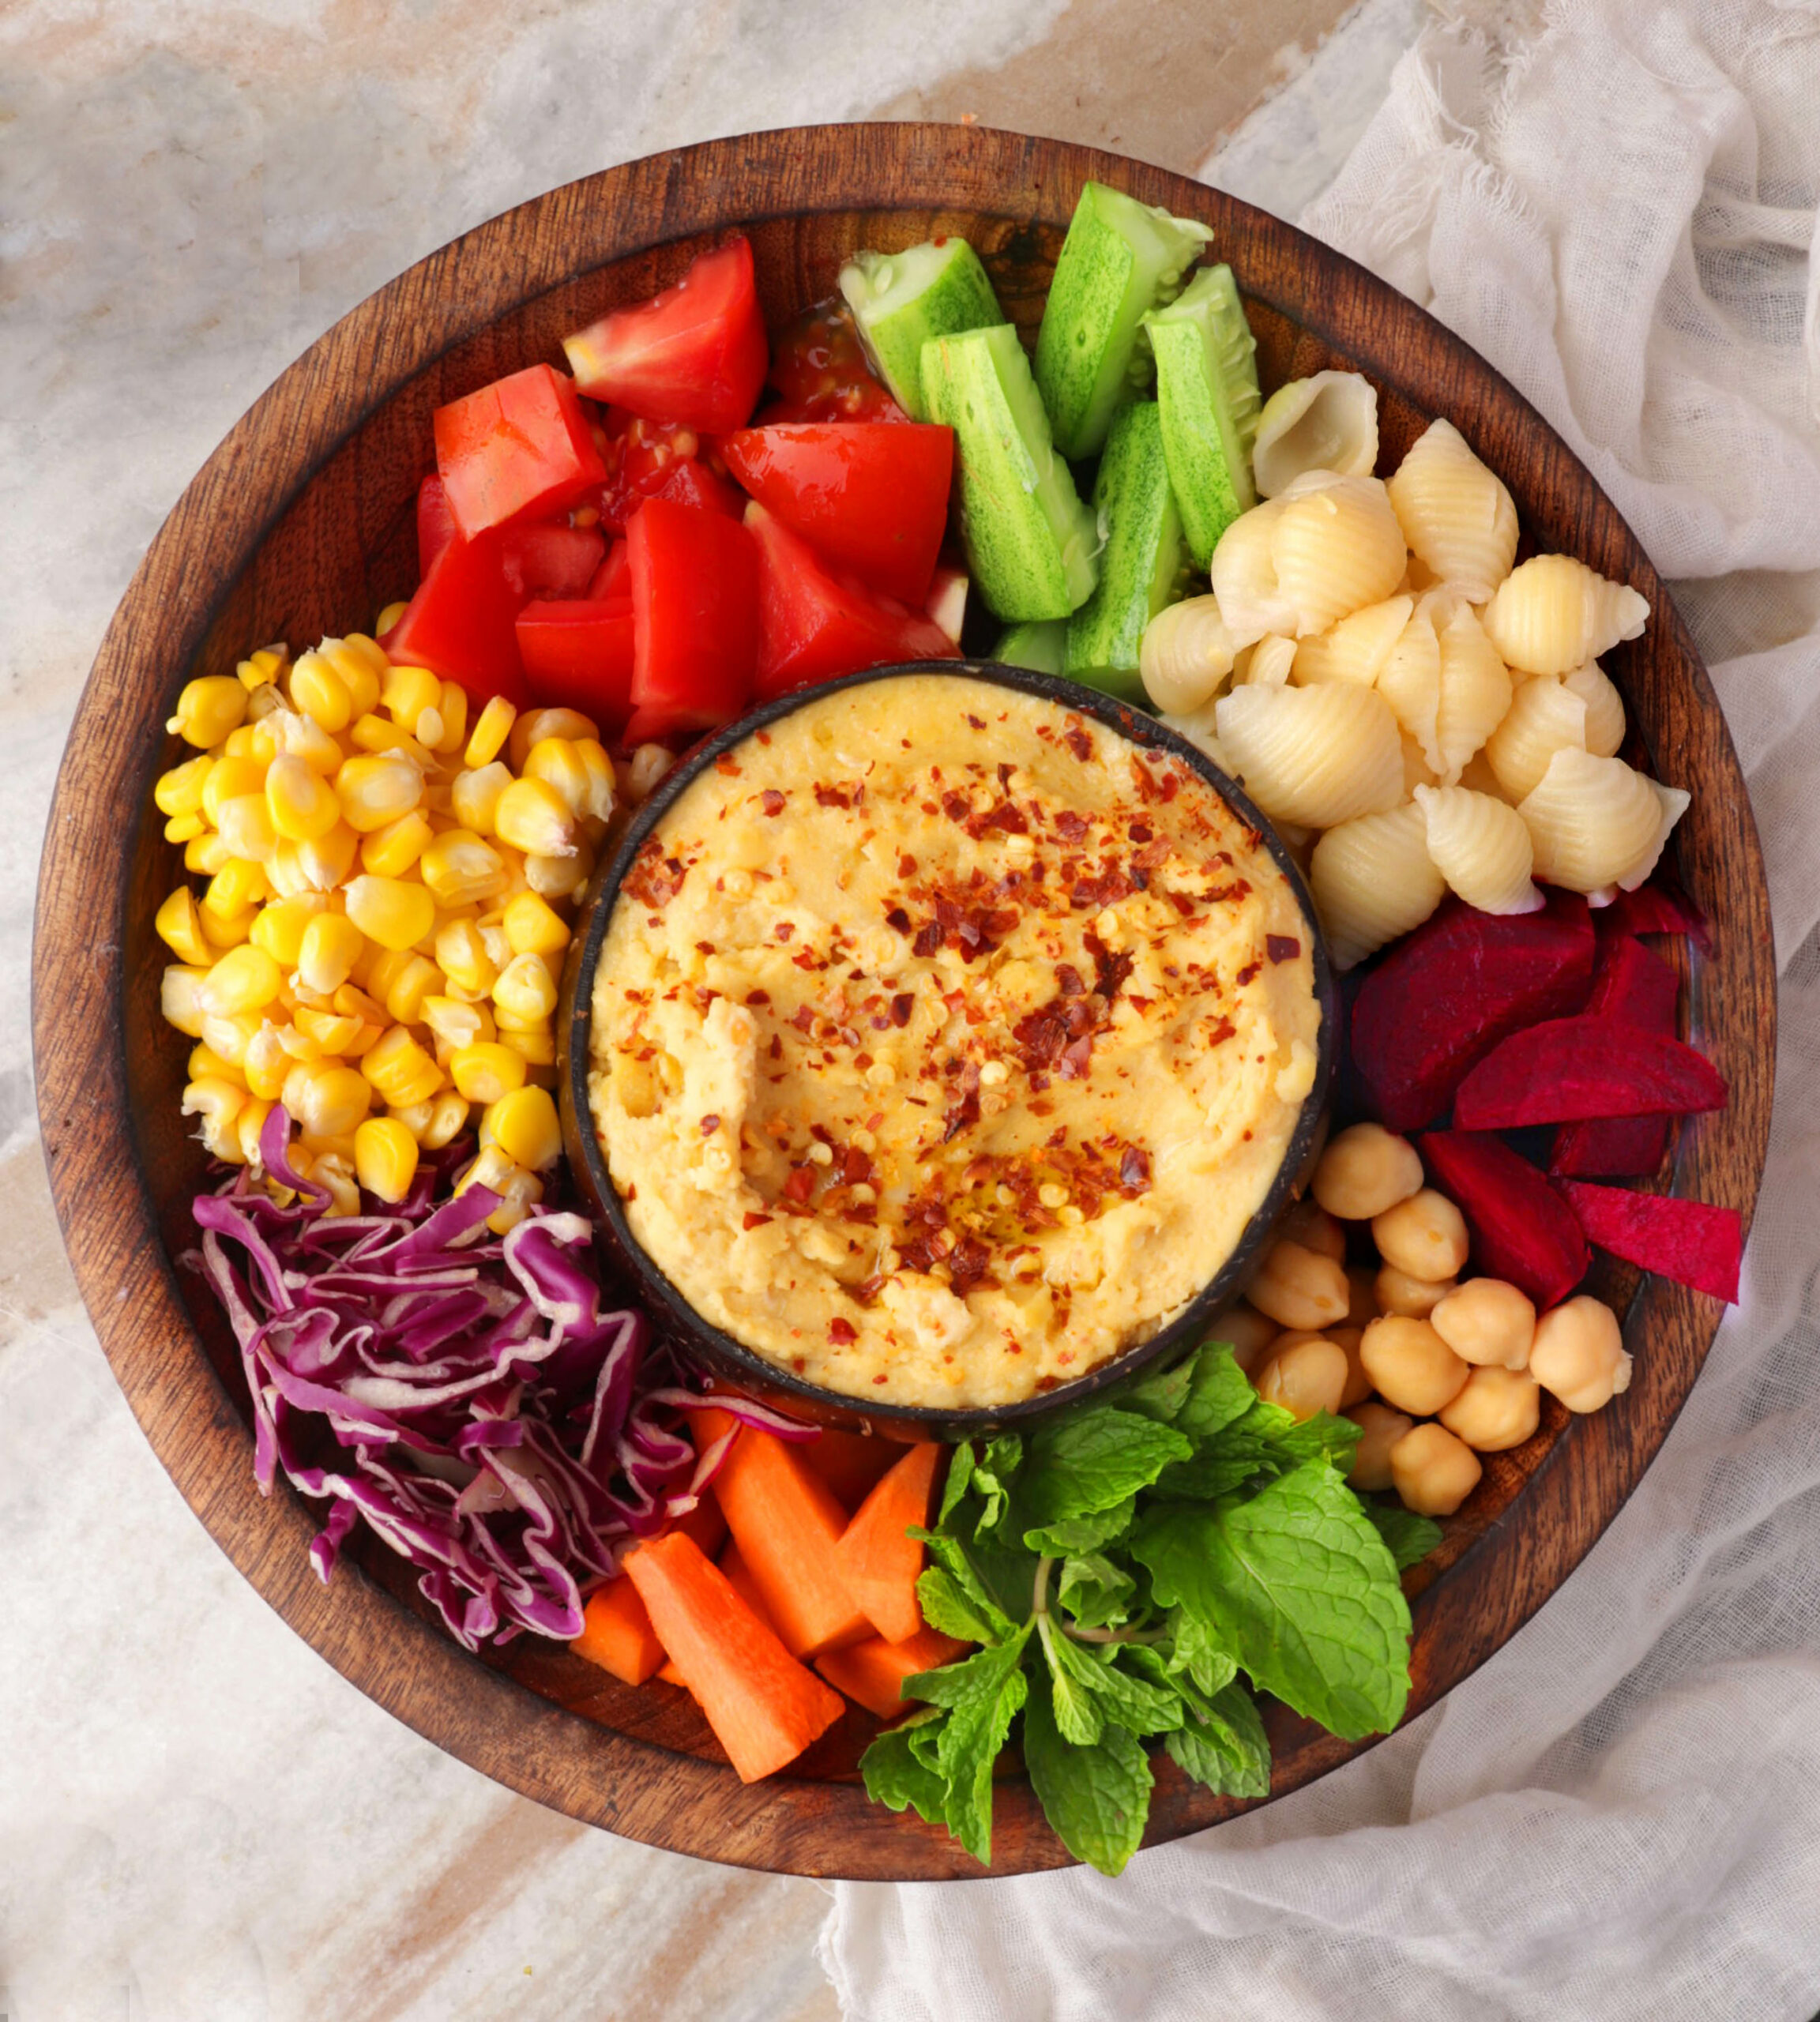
588;674;1321;1409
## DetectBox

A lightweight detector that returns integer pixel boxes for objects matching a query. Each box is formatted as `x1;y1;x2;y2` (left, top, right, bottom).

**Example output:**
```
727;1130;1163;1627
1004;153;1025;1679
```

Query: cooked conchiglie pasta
1386;416;1520;603
1160;697;1235;776
1618;779;1691;892
1485;673;1589;802
1236;635;1297;686
1414;784;1543;914
1482;554;1650;675
1375;610;1443;773
1140;594;1235;714
1518;748;1679;892
1401;729;1439;795
1310;802;1446;970
1456;748;1512;801
1434;603;1514;783
1270;473;1408;637
1214;681;1404;829
1292;594;1413;687
1211;498;1297;646
1562;661;1626;757
1252;371;1381;497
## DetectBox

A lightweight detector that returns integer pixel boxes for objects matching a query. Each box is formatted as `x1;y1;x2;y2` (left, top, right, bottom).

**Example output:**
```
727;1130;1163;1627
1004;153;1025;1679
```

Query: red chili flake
886;906;912;934
897;853;918;878
941;1088;982;1143
966;714;986;730
1055;964;1085;997
792;1355;807;1372
1130;755;1160;802
889;992;914;1026
1119;1146;1152;1193
760;789;786;816
1129;994;1153;1013
1235;960;1262;987
1059;1034;1094;1080
870;1015;890;1031
790;1004;815;1032
769;1035;783;1060
624;1182;637;1202
829;1317;858;1344
1166;890;1197;918
701;1114;720;1135
843;1146;872;1185
814;783;855;810
744;989;771;1006
743;1212;773;1231
694;939;716;956
1055;810;1089;843
1207;1016;1236;1046
872;1374;889;1385
1036;1375;1060;1393
775;921;795;941
715;755;742;777
912;921;943;958
965;799;1028;839
1267;934;1301;963
920;801;938;816
784;1167;816;1202
1130;821;1154;844
941;790;972;823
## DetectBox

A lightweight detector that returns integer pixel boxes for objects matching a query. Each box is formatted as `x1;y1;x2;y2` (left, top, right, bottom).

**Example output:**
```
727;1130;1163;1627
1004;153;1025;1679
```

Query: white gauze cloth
822;3;1820;2014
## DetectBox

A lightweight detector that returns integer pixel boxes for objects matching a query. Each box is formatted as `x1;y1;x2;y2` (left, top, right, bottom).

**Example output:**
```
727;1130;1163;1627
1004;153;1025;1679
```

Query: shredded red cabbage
188;1107;814;1650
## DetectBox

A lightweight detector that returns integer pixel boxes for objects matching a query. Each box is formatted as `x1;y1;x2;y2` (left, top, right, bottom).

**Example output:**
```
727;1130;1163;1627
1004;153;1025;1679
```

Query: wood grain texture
31;122;1774;1881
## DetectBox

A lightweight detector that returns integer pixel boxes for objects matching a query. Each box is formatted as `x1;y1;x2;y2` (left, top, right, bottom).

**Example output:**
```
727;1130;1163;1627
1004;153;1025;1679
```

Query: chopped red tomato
500;520;606;599
382;526;531;708
745;502;960;702
759;299;904;425
590;408;743;533
622;498;759;745
516;598;637;726
589;541;631;600
417;473;457;577
563;238;768;435
433;364;605;540
720;422;952;607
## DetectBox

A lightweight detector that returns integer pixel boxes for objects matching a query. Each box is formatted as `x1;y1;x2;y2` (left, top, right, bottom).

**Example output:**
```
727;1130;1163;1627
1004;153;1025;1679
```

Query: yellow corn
456;1143;543;1234
187;1041;245;1088
422;994;494;1051
434;918;497;998
265;752;343;841
203;858;270;919
221;725;262;761
492;951;558;1024
281;1061;372;1139
483;1084;562;1171
333;981;387;1024
267;705;345;775
387;1098;435;1144
344;874;434;951
335;754;423;834
294;912;363;994
274;1020;325;1064
362;1025;443;1108
524;739;593;821
420;829;506;907
295;1005;367;1054
464;696;517;769
509;705;597;772
498;1025;556;1069
160;966;209;1038
155;889;212;965
449;761;512;835
525;841;592;901
382;663;442;732
156;754;214;819
182;1077;248;1162
494;776;577;857
502;890;572;960
235;1097;275;1166
198;945;283;1017
450;1041;526;1104
245;681;284;723
201;755;268;826
574;738;618;824
355;1117;419;1204
311;1150;363;1218
164;814;206;845
286;823;361;894
236;645;287;690
168;675;247;748
360;810;433;878
200;906;259;952
434;681;468;756
347;712;436;766
250;893;328;967
421;1089;472;1148
375;599;410;636
200;1009;264;1068
289;651;354;732
243;1025;291;1099
318;637;383;717
215;794;278;864
415;703;446;751
381;952;442;1025
183;832;231;877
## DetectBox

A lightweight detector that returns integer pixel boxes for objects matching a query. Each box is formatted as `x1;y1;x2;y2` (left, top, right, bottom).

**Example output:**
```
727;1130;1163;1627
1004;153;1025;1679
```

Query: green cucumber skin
991;620;1067;678
1035;182;1213;462
922;325;1100;624
1145;264;1262;569
840;241;1002;422
1064;400;1183;703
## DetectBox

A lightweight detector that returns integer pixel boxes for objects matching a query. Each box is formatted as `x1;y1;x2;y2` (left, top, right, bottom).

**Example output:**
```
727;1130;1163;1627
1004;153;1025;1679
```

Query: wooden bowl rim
31;121;1774;1881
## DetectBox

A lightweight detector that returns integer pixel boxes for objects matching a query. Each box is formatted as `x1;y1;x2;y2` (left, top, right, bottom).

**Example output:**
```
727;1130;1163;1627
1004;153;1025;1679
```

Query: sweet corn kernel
524;739;592;820
243;1025;291;1100
449;761;513;835
236;645;287;691
198;944;283;1017
182;1077;248;1163
355;1116;419;1204
348;712;433;761
360;810;434;878
267;705;345;775
387;1099;435;1143
498;1025;556;1069
509;706;597;772
525;842;592;901
164;813;205;844
203;858;270;918
423;994;494;1050
216;794;278;864
201;756;268;826
265;751;343;842
422;1089;472;1149
483;1084;562;1171
310;1150;363;1218
187;1041;245;1087
362;1025;443;1107
344;874;435;952
318;637;383;716
492;952;558;1023
625;743;675;803
274;1020;325;1063
250;893;329;967
332;981;386;1024
414;706;445;751
502;891;571;960
282;1061;372;1139
160;966;209;1038
450;1041;527;1104
573;739;617;823
494;776;577;857
382;663;442;731
289;651;354;732
420;829;506;907
288;823;360;893
375;600;409;636
339;632;391;679
245;682;284;724
200;904;258;951
434;681;468;755
184;832;231;876
456;1143;543;1234
295;1005;367;1054
381;953;443;1025
200;1009;263;1068
435;919;498;997
464;695;517;769
221;725;262;760
168;675;247;748
295;912;364;994
156;888;212;965
335;753;423;834
235;1097;275;1166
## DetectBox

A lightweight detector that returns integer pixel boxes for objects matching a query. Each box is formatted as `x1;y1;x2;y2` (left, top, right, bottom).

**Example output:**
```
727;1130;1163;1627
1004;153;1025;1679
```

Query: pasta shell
1456;748;1511;801
1617;780;1691;892
1401;729;1439;795
1160;697;1235;776
1213;682;1404;829
1482;554;1650;676
1386;416;1519;602
1292;595;1413;687
1269;473;1408;637
1310;803;1446;971
1517;749;1667;892
1210;499;1297;646
1252;371;1380;498
1485;674;1589;802
1237;635;1297;686
1562;660;1626;757
1434;603;1514;783
1415;784;1543;915
1140;595;1235;714
1376;611;1443;773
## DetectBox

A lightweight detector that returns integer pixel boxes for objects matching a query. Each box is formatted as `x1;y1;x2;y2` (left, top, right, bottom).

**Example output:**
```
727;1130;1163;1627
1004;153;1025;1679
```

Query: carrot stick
710;1427;873;1656
833;1441;942;1644
801;1427;906;1510
570;1577;665;1686
817;1625;971;1719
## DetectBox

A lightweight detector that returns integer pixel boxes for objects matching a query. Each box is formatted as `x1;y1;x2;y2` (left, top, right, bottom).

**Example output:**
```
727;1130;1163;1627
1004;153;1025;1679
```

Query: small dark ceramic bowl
559;660;1337;1440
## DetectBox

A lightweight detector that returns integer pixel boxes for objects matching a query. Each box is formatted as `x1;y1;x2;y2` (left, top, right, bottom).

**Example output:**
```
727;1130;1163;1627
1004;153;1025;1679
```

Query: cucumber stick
991;620;1066;678
921;324;1099;623
1035;182;1213;461
1144;263;1262;569
1064;401;1183;703
840;240;1002;422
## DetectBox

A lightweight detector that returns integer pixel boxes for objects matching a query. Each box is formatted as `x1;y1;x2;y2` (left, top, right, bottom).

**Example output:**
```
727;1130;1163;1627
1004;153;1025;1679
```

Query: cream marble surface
0;5;1420;2016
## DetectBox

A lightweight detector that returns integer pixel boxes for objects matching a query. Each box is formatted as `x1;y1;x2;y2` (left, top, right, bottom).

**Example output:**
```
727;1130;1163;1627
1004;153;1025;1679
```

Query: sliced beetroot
1555;1179;1742;1302
1454;1017;1728;1129
1550;938;1681;1178
1420;1130;1589;1308
1349;893;1596;1132
1596;877;1711;952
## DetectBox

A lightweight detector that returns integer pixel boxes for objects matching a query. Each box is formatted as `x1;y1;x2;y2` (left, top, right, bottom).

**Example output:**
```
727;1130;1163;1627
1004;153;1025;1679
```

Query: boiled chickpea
1372;1190;1470;1282
1346;1400;1414;1492
1439;1365;1540;1452
1313;1122;1424;1222
1359;1314;1470;1416
1390;1421;1483;1516
1280;1194;1346;1262
1344;1264;1379;1329
1247;1238;1351;1331
1431;1278;1535;1370
1254;1335;1349;1422
1376;1265;1456;1319
1329;1324;1372;1408
1209;1302;1280;1373
1528;1295;1632;1412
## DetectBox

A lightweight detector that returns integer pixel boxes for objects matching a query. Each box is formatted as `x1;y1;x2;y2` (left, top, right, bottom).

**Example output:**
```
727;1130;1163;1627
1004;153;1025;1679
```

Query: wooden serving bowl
32;123;1773;1881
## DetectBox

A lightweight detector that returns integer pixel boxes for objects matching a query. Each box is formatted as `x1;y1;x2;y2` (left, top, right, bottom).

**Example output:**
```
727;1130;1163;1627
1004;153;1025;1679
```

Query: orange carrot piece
571;1576;665;1686
817;1625;972;1719
801;1428;906;1511
719;1539;780;1635
833;1441;942;1644
672;1492;727;1562
656;1656;690;1689
624;1532;845;1781
711;1427;874;1657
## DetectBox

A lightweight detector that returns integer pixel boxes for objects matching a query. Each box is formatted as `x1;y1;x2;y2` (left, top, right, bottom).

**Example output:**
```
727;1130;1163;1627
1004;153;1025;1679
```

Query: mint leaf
1024;1497;1135;1557
859;1709;950;1823
1152;1436;1272;1501
1037;1618;1104;1745
971;1434;1024;1536
1019;1408;1193;1527
1134;1461;1412;1740
968;1525;1043;1625
905;1627;1029;1709
1022;1678;1154;1877
1265;1410;1364;1472
1164;1605;1239;1696
1175;1342;1260;1444
1366;1498;1442;1573
1162;1677;1271;1798
1121;1350;1200;1425
1057;1550;1136;1629
917;1565;1003;1644
1046;1627;1185;1737
930;1628;1032;1865
938;1440;976;1525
